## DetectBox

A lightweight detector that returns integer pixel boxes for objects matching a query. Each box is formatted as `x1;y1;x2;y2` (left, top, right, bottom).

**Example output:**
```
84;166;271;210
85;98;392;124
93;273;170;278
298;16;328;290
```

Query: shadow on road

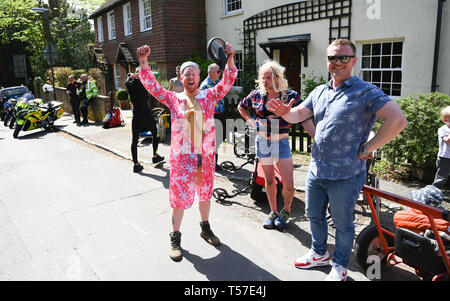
183;243;280;281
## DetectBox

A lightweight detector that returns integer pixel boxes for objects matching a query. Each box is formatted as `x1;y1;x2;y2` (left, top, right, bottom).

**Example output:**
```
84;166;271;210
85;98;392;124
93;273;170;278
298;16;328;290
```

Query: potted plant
116;89;130;110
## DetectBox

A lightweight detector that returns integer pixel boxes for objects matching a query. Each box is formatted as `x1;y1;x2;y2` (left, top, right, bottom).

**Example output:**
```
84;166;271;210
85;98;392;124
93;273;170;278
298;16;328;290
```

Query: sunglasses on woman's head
327;55;355;63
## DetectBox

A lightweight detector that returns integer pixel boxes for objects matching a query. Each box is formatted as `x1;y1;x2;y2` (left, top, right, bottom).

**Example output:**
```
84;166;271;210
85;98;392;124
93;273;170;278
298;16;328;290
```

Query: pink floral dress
139;66;237;209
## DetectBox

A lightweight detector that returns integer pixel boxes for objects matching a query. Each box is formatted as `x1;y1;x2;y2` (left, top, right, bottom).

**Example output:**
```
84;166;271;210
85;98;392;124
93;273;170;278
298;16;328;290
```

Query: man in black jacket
125;70;164;173
66;75;81;126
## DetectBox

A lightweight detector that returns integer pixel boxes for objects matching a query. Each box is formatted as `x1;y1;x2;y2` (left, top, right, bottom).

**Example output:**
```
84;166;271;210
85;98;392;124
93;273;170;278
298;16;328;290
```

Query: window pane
362;71;371;82
393;71;402;83
393;42;403;54
361;57;370;68
392;84;401;96
382;43;392;55
371;56;380;68
362;44;371;56
392;55;402;68
381;56;390;68
382;83;391;95
372;71;381;82
382;71;392;83
372;43;381;55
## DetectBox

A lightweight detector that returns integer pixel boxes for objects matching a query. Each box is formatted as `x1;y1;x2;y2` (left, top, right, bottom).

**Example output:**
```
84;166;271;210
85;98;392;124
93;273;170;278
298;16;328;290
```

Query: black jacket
125;76;154;131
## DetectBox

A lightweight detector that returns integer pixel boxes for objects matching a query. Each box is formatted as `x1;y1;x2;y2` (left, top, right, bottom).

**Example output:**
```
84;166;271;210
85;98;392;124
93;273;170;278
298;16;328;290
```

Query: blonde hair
441;106;450;120
255;60;289;94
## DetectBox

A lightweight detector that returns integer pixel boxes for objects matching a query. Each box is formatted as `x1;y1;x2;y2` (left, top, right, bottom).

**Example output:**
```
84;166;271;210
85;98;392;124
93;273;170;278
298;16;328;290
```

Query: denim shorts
255;136;292;159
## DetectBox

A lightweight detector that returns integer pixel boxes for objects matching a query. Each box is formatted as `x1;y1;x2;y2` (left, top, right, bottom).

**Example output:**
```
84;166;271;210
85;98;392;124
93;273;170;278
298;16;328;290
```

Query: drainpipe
431;0;446;92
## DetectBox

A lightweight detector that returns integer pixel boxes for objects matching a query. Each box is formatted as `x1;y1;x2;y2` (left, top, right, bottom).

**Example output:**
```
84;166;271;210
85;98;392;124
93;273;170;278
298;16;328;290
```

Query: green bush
379;92;450;171
116;89;129;101
301;72;327;99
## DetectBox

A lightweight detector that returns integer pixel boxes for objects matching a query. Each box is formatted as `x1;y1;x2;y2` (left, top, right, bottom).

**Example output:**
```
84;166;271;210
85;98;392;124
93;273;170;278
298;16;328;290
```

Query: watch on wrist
360;145;370;156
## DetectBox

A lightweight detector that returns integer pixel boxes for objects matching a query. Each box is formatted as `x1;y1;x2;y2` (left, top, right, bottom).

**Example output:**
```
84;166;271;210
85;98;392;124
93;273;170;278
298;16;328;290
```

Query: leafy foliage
0;0;96;82
379;92;450;171
301;72;327;99
116;89;129;101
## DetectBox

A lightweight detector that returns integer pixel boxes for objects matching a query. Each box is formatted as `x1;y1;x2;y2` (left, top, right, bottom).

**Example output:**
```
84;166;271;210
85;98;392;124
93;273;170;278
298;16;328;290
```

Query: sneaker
263;211;278;229
274;208;290;231
169;231;182;261
294;249;330;269
133;164;144;173
152;154;164;164
326;262;348;281
200;221;221;246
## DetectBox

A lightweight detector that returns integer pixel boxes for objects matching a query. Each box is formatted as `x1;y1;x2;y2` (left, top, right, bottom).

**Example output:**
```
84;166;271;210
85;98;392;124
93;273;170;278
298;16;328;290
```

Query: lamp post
31;7;58;101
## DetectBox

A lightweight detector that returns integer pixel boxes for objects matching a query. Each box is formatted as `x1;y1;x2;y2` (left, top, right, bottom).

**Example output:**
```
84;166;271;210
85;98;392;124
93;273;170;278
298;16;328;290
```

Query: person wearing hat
137;43;237;261
125;68;164;173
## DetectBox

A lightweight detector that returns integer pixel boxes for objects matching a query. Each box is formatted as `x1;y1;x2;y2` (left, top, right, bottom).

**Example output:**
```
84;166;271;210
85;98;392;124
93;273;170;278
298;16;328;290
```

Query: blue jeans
305;169;366;268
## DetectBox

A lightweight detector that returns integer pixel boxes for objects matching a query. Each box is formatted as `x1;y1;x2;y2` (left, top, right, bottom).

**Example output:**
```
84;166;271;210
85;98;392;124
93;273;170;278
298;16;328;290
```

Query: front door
279;47;301;93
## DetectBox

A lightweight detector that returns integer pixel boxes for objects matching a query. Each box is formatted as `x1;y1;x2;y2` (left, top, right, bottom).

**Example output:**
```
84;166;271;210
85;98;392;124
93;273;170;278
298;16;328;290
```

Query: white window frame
139;0;152;32
97;16;104;43
224;0;242;15
123;3;132;36
114;64;122;90
107;10;116;40
233;51;243;87
359;40;404;97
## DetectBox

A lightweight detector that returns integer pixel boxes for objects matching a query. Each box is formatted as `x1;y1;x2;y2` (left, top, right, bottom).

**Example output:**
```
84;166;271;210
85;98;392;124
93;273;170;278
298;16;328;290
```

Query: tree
0;0;46;82
48;0;95;70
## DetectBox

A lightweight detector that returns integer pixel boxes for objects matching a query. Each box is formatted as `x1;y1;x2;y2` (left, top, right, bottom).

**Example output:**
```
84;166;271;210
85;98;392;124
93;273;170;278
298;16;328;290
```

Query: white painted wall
205;0;449;97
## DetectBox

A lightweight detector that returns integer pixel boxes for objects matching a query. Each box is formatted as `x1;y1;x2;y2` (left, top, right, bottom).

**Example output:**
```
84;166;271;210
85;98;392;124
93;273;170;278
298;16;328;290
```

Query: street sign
44;41;58;66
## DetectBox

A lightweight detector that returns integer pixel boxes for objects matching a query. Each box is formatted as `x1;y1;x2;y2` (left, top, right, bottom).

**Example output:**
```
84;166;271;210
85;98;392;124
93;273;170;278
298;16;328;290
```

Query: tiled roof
88;0;128;19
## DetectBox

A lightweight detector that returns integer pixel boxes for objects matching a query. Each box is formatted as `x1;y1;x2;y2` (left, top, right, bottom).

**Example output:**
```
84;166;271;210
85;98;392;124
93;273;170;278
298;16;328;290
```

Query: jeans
305;169;366;268
433;156;450;188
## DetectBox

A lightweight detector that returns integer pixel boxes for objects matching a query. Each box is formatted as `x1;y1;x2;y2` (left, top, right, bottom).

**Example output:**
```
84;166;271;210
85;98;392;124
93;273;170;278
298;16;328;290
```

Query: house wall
352;0;449;96
93;0;206;85
205;0;450;98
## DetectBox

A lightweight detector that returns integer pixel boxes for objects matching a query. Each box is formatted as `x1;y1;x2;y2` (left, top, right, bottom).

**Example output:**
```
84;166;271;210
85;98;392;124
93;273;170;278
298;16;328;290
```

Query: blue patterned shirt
303;75;391;180
200;77;224;114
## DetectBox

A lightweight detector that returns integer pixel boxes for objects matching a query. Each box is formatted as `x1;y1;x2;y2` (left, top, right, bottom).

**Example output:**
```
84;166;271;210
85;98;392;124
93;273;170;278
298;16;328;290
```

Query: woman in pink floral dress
137;44;237;261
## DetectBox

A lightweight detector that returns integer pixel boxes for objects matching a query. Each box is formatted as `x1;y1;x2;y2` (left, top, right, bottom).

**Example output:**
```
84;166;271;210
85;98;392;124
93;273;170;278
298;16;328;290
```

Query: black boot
169;231;182;261
200;221;220;246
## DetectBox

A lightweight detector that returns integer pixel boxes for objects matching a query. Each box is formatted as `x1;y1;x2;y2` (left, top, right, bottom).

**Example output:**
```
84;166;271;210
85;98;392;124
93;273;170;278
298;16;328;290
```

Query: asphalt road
0;123;419;282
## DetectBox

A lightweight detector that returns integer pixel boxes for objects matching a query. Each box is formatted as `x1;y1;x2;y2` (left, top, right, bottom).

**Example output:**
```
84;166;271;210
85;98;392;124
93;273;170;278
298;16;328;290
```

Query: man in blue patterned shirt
200;63;226;169
268;39;408;281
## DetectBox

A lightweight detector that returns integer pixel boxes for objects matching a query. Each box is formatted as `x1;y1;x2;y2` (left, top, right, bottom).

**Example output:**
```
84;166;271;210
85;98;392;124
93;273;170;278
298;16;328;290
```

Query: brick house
89;0;206;94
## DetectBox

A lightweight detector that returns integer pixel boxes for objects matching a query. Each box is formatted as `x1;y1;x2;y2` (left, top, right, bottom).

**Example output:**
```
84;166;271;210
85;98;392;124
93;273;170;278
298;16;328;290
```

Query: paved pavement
2;110;438;282
57;110;427;200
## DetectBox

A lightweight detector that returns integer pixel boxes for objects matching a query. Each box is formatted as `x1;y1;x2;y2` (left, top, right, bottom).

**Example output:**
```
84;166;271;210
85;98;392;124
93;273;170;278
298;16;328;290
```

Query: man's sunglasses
327;55;355;63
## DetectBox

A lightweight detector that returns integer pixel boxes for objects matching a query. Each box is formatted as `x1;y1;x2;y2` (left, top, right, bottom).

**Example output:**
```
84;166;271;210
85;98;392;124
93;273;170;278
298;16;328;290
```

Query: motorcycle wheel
354;224;394;273
9;117;16;129
13;124;23;139
4;115;10;127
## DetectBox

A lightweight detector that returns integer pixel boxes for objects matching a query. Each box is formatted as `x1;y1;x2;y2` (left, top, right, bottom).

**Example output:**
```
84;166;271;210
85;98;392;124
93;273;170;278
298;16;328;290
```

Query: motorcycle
13;100;64;138
3;93;35;127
